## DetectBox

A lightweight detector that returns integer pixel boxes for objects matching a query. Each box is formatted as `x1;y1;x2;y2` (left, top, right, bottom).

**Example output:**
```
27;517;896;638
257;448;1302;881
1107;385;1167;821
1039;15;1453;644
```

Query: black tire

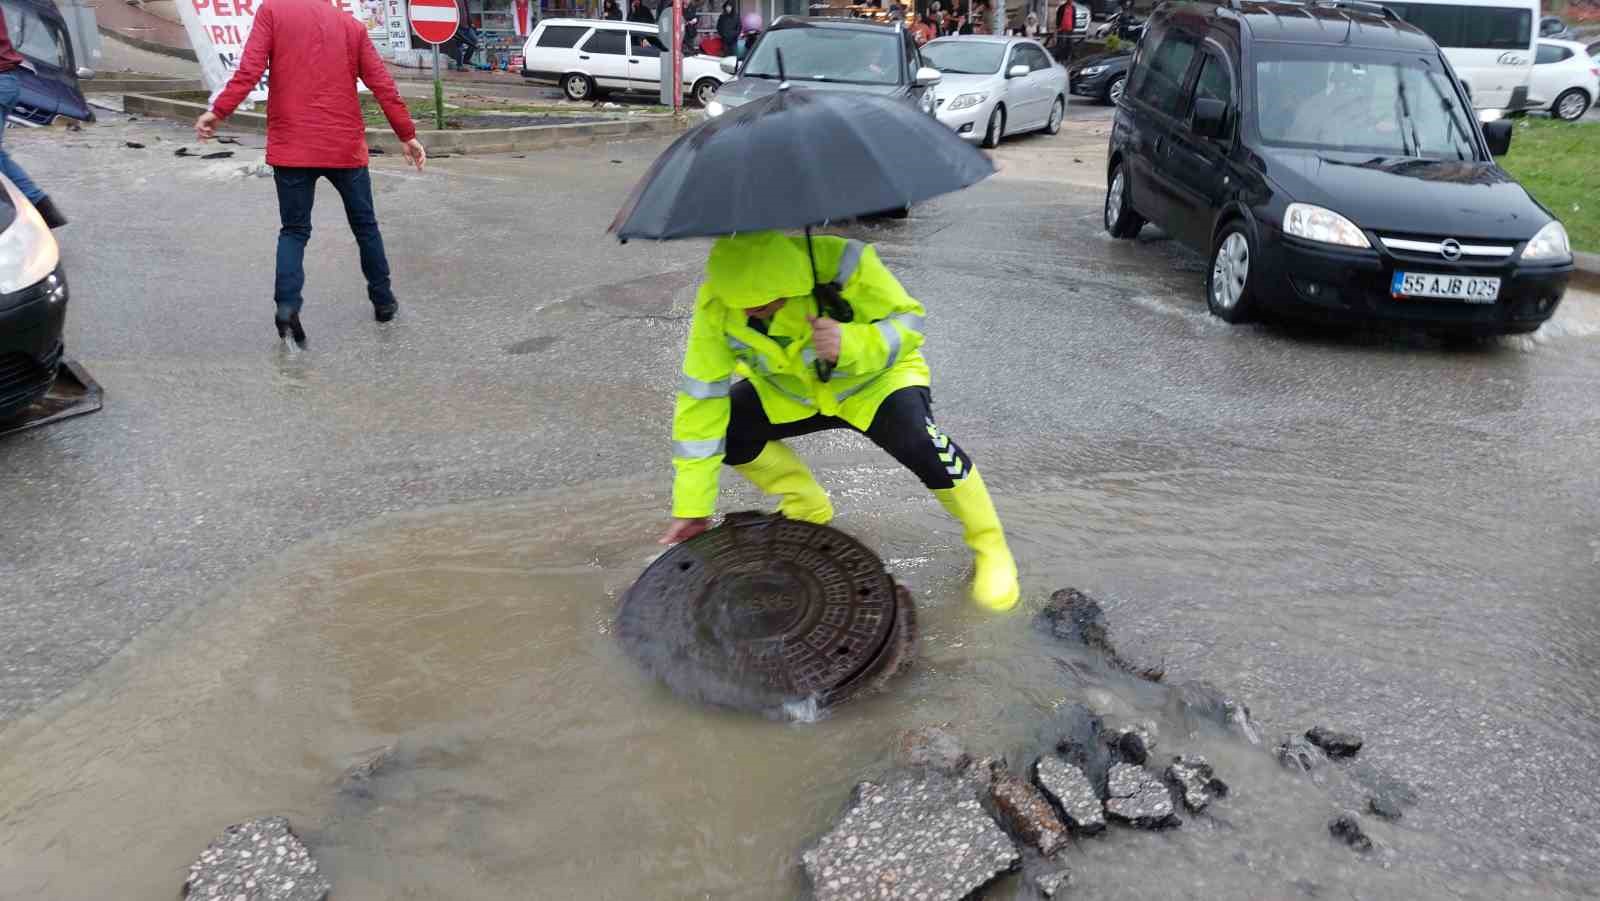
1552;88;1591;121
1045;96;1065;135
982;106;1005;148
1104;160;1143;239
1104;74;1126;106
562;73;596;102
1205;223;1257;324
885;206;911;220
693;77;720;108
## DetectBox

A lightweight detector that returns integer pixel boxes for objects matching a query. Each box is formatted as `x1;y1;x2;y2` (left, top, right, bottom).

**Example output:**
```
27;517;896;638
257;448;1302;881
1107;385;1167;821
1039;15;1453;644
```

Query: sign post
409;0;461;131
672;0;683;114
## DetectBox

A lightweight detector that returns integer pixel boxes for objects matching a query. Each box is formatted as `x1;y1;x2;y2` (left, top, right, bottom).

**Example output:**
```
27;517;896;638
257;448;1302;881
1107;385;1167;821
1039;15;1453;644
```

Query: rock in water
1164;754;1224;813
896;726;971;776
184;816;331;901
1033;866;1072;897
1173;680;1261;745
1329;813;1374;852
1034;755;1106;834
1276;735;1328;775
1051;704;1114;796
1306;726;1364;759
1367;797;1404;822
1104;763;1180;829
989;772;1071;856
1112;728;1152;766
803;774;1020;900
336;744;397;799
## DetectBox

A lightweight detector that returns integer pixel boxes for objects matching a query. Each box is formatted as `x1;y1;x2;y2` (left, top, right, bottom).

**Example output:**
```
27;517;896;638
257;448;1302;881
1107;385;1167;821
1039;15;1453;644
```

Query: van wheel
563;73;596;102
1104;160;1143;238
1206;224;1257;323
1553;88;1591;121
693;78;720;107
982;106;1005;148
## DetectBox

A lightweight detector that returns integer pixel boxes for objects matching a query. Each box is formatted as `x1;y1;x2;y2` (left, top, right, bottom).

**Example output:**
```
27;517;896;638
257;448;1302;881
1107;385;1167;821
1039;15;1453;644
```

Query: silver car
923;36;1069;147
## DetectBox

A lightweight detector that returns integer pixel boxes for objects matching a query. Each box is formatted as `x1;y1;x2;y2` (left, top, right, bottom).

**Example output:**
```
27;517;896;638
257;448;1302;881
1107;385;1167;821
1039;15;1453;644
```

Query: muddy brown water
1;455;1596;900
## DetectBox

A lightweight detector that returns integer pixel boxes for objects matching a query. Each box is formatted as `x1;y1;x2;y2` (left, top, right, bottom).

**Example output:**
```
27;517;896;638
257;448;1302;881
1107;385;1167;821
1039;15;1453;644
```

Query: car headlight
1520;220;1571;262
945;92;986;111
1079;65;1106;76
1283;202;1370;249
0;178;59;295
705;99;725;117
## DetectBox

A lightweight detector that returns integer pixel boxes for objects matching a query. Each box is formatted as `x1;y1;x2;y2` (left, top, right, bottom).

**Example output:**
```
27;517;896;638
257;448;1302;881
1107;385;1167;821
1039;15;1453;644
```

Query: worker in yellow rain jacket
658;230;1021;612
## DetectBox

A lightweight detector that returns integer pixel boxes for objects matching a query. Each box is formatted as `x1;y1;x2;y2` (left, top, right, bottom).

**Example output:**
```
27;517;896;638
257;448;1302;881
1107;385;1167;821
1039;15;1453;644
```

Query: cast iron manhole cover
616;513;916;716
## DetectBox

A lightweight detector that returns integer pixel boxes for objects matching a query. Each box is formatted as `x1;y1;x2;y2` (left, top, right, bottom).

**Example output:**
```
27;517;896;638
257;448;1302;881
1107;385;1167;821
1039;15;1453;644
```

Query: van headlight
1283;203;1370;249
705;99;725;117
945;92;986;111
0;179;59;296
1520;220;1571;262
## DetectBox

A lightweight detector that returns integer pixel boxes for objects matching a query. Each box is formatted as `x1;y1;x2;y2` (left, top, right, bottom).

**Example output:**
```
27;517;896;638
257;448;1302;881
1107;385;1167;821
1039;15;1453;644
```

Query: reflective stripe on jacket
671;235;930;518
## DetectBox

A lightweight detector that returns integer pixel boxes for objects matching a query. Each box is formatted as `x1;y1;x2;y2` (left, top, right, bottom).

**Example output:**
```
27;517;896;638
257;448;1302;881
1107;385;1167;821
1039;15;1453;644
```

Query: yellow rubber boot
933;468;1021;612
733;442;835;525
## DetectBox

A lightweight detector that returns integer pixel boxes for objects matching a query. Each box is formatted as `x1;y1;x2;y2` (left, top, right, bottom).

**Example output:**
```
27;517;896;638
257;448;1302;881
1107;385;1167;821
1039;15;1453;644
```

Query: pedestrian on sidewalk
193;0;426;348
628;0;655;24
0;6;66;228
604;0;624;20
716;2;739;56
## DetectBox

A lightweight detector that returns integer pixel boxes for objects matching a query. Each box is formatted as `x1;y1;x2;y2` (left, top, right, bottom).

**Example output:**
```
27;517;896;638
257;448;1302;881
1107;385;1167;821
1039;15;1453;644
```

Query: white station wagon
520;18;730;106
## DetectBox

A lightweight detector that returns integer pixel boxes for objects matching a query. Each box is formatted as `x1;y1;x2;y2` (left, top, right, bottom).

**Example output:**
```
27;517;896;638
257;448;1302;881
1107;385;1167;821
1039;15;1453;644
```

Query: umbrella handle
815;358;835;383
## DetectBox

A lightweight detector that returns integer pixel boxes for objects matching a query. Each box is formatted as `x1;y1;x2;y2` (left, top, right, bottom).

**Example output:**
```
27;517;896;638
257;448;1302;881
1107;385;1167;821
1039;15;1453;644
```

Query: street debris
1104;763;1180;829
802;772;1019;901
1368;796;1404;821
896;725;971;776
989;771;1070;856
1034;754;1106;834
183;816;331;901
1276;733;1329;775
201;151;235;160
124;141;146;149
1164;754;1228;813
1329;813;1374;853
1306;726;1364;758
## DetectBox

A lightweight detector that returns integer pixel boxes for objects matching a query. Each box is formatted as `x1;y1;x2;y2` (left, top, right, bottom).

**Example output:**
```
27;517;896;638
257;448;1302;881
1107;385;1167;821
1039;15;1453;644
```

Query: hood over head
705;231;816;308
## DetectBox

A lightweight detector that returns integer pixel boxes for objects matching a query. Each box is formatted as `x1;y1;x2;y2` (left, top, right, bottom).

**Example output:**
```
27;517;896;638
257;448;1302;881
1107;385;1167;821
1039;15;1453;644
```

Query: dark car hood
718;77;903;107
1261;149;1551;240
1070;51;1130;72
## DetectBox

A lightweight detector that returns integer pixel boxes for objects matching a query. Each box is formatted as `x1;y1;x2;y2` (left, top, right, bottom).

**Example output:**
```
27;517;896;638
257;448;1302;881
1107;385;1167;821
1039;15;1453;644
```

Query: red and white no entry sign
409;0;460;45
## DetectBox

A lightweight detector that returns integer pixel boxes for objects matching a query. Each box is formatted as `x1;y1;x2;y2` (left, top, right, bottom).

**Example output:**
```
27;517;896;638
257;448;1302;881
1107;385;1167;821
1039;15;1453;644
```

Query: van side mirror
77;67;96;80
720;56;738;75
1192;97;1229;140
1007;64;1030;79
1483;119;1512;156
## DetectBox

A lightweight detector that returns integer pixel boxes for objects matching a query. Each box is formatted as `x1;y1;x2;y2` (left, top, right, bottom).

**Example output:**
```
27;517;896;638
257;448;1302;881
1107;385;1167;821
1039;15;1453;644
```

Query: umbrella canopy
609;87;995;241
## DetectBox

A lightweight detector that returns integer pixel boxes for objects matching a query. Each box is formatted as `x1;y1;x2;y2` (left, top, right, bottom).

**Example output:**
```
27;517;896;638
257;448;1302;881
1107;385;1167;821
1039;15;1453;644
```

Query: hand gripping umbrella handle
812;282;851;383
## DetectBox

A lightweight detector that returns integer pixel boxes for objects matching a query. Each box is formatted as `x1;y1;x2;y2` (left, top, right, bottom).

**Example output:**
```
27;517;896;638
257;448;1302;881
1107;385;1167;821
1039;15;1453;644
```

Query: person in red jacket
194;0;426;347
0;6;65;228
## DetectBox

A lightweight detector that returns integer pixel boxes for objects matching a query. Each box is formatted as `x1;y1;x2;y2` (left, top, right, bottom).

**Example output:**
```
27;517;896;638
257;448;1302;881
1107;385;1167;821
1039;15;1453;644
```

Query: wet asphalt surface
2;102;1600;896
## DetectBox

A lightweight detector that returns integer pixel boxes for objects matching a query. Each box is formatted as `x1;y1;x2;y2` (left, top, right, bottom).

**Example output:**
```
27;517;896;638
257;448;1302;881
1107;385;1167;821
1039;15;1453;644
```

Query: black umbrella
610;76;994;379
610;87;994;241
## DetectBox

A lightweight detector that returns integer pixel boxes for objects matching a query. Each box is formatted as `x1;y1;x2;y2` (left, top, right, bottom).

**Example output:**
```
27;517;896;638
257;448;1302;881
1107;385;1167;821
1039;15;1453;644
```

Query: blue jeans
273;166;396;318
0;72;46;203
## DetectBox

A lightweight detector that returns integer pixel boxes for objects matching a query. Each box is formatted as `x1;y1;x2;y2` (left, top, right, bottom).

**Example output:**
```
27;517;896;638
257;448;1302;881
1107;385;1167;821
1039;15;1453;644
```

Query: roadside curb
98;26;198;62
90;77;205;94
121;93;690;154
1572;251;1600;293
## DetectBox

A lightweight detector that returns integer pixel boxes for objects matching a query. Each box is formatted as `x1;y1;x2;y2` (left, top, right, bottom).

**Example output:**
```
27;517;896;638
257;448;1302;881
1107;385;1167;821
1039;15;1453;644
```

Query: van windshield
0;0;68;69
1254;52;1479;160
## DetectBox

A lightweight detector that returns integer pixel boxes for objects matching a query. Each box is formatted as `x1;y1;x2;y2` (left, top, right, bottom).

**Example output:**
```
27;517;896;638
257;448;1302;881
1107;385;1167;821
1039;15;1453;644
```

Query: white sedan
922;36;1068;147
1530;38;1600;120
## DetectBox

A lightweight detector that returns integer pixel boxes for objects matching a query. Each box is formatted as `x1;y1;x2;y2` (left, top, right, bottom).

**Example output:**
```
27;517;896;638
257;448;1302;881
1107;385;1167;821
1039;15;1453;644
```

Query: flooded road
2;119;1599;899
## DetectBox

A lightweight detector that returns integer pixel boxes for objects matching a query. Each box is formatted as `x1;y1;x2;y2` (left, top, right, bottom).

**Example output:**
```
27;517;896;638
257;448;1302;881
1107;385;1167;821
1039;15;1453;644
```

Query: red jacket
211;0;416;169
0;7;26;73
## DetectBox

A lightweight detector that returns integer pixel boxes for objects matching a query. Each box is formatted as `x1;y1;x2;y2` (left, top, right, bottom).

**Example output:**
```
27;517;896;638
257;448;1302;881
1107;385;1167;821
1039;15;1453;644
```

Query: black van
1;0;92;124
1104;0;1572;335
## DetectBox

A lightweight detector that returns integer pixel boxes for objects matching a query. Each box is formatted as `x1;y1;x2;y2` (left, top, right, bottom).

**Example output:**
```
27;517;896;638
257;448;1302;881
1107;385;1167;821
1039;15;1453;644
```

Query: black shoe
275;312;307;348
374;302;399;323
34;196;67;229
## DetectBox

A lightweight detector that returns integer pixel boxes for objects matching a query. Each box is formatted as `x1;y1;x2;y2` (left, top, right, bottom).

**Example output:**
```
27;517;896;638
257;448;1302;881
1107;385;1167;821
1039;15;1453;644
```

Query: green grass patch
1497;118;1600;253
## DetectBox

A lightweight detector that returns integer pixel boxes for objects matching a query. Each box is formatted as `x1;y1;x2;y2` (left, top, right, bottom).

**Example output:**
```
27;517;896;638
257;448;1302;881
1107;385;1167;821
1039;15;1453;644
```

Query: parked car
0;0;92;125
1068;47;1132;103
1385;0;1540;118
1538;14;1574;40
520;18;730;106
707;17;940;118
1530;38;1599;120
1105;0;1572;335
923;36;1067;146
0;175;68;422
